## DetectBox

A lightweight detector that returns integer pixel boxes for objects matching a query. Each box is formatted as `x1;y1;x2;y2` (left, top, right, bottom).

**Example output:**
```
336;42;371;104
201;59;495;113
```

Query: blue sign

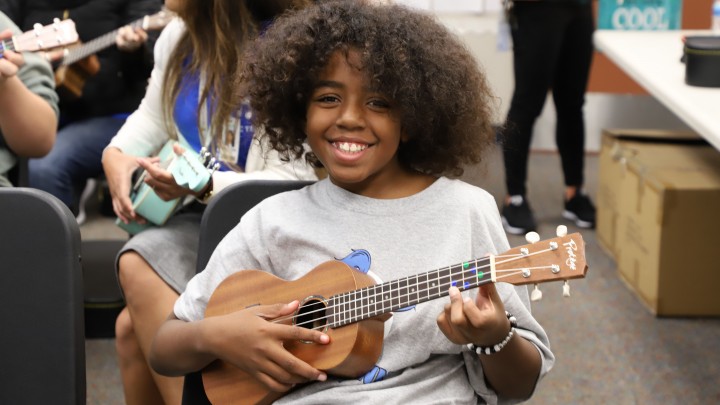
598;0;683;30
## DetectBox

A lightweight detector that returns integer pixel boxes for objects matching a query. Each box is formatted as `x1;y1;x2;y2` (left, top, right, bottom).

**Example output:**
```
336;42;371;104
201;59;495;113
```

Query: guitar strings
269;249;553;327
286;266;558;331
267;246;559;329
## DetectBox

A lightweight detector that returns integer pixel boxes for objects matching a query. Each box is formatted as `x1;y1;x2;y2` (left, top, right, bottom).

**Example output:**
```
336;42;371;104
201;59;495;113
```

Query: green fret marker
463;262;470;269
477;271;484;279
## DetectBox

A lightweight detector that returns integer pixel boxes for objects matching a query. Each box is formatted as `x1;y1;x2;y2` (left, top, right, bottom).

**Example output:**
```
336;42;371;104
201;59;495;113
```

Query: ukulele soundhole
295;296;328;343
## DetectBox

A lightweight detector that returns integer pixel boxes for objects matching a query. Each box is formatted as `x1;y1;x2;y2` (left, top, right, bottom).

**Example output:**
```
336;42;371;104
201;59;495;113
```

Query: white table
593;30;720;150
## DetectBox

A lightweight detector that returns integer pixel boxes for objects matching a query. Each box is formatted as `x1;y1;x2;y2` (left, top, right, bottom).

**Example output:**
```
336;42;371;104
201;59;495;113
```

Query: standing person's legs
28;116;125;211
503;3;567;197
552;3;596;228
501;3;567;233
552;2;595;194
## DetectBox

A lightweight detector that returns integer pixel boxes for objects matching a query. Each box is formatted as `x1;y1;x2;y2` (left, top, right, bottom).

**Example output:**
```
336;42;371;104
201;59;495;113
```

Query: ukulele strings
269;246;558;330
62;18;145;65
286;266;557;331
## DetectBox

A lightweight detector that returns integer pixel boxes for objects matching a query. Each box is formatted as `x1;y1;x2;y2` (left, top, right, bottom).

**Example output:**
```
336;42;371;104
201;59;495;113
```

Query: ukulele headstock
12;19;79;53
141;8;176;31
493;228;587;298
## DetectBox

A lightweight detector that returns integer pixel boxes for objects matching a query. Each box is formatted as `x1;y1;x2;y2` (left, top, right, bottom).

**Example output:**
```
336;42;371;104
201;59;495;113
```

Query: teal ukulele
116;140;219;234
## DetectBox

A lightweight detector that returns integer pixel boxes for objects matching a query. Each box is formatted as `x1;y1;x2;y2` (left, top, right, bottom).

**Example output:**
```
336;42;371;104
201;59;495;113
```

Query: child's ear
401;132;410;143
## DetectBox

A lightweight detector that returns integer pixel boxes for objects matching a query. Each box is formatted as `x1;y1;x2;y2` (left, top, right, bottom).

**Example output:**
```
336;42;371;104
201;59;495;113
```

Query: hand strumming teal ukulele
201;228;588;405
115;140;220;235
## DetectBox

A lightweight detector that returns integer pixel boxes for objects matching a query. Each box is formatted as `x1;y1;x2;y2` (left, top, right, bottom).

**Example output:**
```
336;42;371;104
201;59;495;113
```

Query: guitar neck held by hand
0;19;78;57
50;8;175;99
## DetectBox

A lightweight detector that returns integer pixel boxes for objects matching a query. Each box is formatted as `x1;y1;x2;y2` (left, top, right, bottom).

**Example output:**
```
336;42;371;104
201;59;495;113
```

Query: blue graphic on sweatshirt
339;249;371;274
337;249;407;385
361;365;388;384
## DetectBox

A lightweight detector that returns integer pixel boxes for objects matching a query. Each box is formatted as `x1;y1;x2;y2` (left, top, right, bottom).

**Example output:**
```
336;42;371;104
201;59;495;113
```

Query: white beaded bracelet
467;311;518;355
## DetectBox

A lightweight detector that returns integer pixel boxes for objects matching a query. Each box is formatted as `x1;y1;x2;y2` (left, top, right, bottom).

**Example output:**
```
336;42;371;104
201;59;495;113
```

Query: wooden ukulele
47;9;174;99
202;229;588;404
0;19;78;56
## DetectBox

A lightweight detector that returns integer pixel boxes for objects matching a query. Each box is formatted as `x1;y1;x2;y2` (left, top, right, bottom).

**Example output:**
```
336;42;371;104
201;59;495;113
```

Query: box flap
625;146;720;191
602;129;705;144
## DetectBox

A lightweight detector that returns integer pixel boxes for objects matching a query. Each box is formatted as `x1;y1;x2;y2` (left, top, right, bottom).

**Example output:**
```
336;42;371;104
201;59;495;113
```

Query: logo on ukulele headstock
563;239;578;271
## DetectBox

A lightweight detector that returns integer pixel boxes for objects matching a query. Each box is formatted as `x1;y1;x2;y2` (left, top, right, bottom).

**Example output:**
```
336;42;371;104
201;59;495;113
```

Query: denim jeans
29;116;127;210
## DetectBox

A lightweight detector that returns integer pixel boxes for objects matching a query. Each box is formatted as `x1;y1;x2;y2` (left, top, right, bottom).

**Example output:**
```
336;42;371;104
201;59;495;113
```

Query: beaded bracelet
467;311;518;355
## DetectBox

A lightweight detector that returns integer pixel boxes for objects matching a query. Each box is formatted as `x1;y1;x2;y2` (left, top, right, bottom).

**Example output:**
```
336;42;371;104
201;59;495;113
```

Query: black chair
182;179;314;405
0;188;85;405
6;157;29;186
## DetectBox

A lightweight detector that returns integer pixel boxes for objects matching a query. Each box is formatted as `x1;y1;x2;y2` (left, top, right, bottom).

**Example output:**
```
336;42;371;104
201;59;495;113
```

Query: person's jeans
29;116;126;210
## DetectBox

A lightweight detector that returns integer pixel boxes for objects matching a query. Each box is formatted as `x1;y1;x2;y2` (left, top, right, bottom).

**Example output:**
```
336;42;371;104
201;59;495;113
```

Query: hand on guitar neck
47;8;174;99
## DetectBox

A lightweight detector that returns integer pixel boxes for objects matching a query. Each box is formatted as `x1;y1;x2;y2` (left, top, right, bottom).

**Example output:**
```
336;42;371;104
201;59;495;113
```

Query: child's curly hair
240;0;497;177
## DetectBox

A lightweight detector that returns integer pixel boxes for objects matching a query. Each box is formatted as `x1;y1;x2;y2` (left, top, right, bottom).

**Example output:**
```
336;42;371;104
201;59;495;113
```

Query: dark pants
503;1;595;197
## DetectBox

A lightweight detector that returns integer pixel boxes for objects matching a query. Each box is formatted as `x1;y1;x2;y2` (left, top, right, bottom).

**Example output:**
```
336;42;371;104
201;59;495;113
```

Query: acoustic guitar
47;9;174;99
0;19;78;56
202;229;588;404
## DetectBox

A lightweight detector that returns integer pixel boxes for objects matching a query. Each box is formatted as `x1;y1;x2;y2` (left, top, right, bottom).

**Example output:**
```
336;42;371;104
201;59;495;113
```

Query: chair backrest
0;188;85;405
7;157;29;186
195;179;315;272
183;179;314;405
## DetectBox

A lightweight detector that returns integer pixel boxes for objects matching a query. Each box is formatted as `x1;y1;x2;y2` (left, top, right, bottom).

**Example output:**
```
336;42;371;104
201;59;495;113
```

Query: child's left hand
436;284;512;348
0;29;24;80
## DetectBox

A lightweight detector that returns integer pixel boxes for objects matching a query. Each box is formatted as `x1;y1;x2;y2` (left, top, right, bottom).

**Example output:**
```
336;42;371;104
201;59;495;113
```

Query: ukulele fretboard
329;258;493;327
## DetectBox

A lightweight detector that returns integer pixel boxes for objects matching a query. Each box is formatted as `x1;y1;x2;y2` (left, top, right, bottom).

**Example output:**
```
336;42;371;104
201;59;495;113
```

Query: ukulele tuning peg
525;231;540;244
562;280;571;298
556;225;568;237
531;284;543;301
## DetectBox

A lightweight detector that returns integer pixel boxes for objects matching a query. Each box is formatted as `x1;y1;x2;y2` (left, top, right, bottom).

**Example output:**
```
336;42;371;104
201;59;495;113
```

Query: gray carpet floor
82;149;720;404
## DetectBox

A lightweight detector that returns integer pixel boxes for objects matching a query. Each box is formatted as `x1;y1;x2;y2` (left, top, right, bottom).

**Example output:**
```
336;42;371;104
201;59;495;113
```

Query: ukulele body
54;54;100;99
202;261;386;405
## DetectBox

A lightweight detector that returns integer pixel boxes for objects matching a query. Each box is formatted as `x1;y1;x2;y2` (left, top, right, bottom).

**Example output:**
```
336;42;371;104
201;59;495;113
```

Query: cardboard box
597;129;705;256
597;129;720;316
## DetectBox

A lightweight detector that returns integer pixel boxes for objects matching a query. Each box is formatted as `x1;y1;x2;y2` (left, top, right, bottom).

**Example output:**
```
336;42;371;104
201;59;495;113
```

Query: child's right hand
202;300;329;393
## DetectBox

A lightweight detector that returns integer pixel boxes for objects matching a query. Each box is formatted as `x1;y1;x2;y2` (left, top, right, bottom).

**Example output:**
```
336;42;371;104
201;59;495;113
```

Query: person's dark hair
241;0;497;176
